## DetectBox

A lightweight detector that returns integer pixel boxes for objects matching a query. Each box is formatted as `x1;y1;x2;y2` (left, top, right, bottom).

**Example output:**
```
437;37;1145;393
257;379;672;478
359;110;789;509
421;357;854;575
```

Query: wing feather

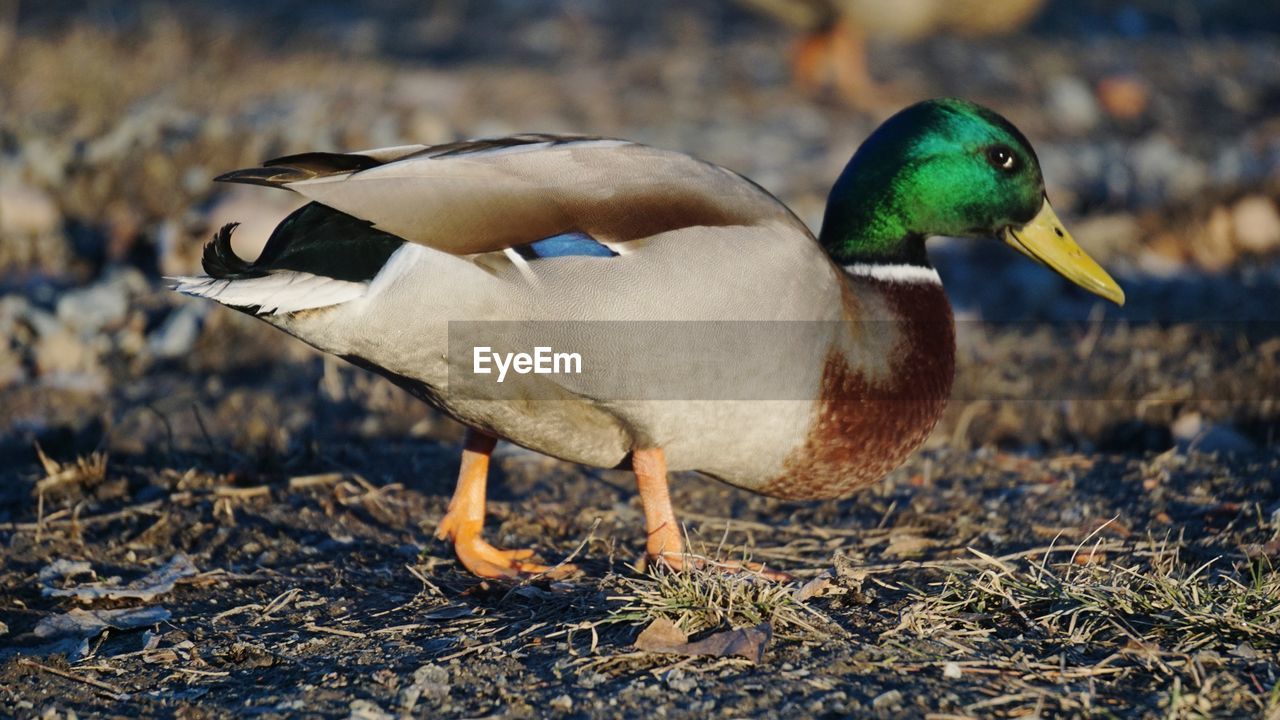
214;136;809;256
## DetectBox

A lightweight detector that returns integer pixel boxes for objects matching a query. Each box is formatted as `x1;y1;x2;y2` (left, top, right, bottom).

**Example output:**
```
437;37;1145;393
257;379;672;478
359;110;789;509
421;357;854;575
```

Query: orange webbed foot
436;430;577;580
436;514;575;580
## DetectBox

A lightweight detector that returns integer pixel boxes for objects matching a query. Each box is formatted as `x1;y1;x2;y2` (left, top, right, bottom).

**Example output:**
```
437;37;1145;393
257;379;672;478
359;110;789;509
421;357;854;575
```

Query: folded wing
214;135;810;256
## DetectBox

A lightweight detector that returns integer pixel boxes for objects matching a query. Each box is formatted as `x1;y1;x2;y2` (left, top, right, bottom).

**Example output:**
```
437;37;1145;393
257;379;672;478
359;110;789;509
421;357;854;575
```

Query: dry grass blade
34;445;109;493
895;536;1280;657
608;553;831;638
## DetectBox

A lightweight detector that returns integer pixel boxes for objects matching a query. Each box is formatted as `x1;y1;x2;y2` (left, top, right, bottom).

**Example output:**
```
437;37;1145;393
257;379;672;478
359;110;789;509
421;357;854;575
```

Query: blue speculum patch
519;232;618;259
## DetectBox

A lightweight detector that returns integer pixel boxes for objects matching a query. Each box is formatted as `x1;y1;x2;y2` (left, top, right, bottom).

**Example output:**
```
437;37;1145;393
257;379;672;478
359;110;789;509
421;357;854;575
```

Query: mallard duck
739;0;1045;108
175;99;1123;579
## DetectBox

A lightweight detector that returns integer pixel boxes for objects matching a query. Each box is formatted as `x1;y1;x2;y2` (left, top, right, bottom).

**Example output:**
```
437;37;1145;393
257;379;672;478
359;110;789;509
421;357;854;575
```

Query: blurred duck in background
740;0;1045;109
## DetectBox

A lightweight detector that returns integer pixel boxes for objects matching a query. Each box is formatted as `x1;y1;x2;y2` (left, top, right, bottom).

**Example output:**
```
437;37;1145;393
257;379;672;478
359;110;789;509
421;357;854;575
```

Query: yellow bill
1003;198;1125;305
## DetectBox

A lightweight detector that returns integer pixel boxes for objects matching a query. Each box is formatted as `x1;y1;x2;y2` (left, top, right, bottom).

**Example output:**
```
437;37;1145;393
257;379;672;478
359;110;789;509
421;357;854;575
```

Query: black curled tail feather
198;203;404;283
201;223;265;279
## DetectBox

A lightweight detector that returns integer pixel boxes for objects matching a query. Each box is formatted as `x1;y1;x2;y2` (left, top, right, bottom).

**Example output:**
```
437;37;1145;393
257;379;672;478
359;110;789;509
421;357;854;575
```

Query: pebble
1171;412;1256;455
1096;75;1149;121
19;303;61;339
664;668;698;693
1195;205;1238;272
1231;195;1280;254
1072;213;1141;262
872;689;903;710
147;303;206;359
0;344;22;387
56;281;129;335
346;699;393;720
1188;426;1256;456
0;295;30;337
1046;76;1100;134
0;182;60;236
1130;134;1208;206
410;664;450;700
34;328;105;389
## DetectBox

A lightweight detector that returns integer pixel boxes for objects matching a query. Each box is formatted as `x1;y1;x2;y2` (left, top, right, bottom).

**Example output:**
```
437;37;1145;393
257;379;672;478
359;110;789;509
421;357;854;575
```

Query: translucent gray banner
442;320;1279;402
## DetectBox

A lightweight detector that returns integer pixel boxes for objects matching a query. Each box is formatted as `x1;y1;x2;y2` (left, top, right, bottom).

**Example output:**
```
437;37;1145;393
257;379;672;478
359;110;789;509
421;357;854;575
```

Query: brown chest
761;277;955;500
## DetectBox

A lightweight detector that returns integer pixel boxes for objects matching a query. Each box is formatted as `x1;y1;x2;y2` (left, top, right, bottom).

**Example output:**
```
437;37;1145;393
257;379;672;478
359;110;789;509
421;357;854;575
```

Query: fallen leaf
420;604;473;620
634;617;688;648
37;559;94;585
633;618;771;663
27;606;170;661
42;553;197;602
34;606;171;639
794;571;838;602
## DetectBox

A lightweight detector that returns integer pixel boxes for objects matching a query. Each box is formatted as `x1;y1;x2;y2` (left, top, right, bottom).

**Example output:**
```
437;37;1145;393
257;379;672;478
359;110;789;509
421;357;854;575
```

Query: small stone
1193;205;1237;272
0;344;24;389
412;664;448;687
0;182;60;236
664;668;698;693
1097;75;1149;121
346;699;393;720
1231;195;1280;253
1046;76;1099;134
34;329;106;392
549;694;573;712
1172;412;1256;455
1073;213;1140;261
872;689;903;710
942;662;962;680
401;663;449;705
1171;412;1203;442
147;303;206;359
1192;426;1256;455
1231;642;1260;660
56;282;129;335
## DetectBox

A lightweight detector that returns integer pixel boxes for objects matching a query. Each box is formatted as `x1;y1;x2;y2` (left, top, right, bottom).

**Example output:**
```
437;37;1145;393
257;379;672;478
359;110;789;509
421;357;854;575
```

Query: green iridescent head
821;98;1124;304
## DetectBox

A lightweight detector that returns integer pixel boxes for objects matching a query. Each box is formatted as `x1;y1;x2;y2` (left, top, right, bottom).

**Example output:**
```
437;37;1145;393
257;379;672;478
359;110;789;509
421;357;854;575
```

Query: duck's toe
444;522;576;580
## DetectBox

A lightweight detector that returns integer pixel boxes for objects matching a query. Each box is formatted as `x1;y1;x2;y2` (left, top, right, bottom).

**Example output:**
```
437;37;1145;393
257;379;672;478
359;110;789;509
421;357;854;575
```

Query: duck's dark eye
985;145;1019;172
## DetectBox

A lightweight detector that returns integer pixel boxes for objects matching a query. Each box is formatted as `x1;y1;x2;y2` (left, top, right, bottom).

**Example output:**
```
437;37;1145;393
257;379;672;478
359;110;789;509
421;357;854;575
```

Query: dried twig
305;623;366;639
18;658;130;701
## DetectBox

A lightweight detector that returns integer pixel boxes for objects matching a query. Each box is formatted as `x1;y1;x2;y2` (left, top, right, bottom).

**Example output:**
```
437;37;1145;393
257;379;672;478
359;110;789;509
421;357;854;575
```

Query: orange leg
436;430;573;579
633;448;791;581
828;17;881;111
792;17;895;112
634;447;683;563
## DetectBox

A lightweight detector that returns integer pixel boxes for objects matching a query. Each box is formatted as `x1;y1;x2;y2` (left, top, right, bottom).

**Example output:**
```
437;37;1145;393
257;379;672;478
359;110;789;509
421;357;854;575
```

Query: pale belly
441;397;820;488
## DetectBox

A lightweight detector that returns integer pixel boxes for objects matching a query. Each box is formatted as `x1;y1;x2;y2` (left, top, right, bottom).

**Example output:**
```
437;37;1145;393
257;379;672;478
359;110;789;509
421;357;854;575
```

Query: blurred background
1;0;1278;468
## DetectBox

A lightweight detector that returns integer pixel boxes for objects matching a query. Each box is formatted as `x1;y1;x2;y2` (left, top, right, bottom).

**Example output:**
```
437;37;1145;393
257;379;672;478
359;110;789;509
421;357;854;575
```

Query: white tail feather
171;272;367;315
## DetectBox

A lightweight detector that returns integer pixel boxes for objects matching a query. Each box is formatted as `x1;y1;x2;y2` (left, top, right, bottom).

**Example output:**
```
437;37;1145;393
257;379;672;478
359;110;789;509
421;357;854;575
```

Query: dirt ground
2;2;1279;718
